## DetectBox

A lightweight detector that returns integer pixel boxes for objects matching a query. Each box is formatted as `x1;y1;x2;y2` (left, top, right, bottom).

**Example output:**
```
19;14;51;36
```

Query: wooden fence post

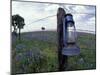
57;7;68;71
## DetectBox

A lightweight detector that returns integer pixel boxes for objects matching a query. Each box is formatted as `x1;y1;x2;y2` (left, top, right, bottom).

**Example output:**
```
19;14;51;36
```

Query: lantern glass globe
66;22;77;44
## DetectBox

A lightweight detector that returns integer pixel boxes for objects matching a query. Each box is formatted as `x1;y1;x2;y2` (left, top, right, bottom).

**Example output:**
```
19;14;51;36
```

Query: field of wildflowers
11;31;96;74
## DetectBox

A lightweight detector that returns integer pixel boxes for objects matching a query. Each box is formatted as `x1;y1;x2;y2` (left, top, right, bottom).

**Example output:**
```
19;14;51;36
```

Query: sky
12;1;96;34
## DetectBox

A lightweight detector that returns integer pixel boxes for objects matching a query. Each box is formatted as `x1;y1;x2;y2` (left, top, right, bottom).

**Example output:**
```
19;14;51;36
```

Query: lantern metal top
64;13;74;24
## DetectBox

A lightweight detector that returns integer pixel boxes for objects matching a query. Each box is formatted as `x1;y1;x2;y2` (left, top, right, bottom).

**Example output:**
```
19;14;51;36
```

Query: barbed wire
27;15;56;25
76;29;95;33
26;8;95;25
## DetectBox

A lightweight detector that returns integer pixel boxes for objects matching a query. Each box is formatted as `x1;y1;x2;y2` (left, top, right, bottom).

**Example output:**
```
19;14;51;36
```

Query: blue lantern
62;14;80;56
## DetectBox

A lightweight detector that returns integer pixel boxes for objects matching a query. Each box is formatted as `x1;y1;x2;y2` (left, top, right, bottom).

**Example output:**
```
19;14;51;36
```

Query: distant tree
41;27;45;31
12;14;25;40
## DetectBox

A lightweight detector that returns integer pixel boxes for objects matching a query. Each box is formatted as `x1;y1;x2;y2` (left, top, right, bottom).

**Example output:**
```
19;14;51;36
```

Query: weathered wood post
57;7;68;71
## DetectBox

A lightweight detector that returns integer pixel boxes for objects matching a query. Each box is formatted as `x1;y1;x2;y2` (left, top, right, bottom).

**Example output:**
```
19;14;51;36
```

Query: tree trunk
19;28;21;40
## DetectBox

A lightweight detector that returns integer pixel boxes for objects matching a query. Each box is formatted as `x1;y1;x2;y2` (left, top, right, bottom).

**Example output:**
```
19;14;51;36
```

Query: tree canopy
12;14;25;29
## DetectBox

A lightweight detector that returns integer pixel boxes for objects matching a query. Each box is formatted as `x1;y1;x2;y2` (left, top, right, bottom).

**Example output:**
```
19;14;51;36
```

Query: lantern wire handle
74;24;77;42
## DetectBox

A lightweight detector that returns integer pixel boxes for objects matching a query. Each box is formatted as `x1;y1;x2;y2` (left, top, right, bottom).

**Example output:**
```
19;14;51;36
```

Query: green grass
12;31;96;74
66;33;96;70
12;35;58;74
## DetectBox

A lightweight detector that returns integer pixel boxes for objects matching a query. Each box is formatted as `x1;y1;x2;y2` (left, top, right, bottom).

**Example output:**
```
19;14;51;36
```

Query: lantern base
62;44;80;56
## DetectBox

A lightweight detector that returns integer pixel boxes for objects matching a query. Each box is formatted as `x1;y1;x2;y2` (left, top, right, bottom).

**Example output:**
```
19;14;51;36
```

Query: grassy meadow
11;31;96;74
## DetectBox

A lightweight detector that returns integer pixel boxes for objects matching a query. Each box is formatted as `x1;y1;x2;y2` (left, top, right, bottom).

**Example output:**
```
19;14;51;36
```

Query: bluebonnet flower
16;53;23;61
16;44;26;51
